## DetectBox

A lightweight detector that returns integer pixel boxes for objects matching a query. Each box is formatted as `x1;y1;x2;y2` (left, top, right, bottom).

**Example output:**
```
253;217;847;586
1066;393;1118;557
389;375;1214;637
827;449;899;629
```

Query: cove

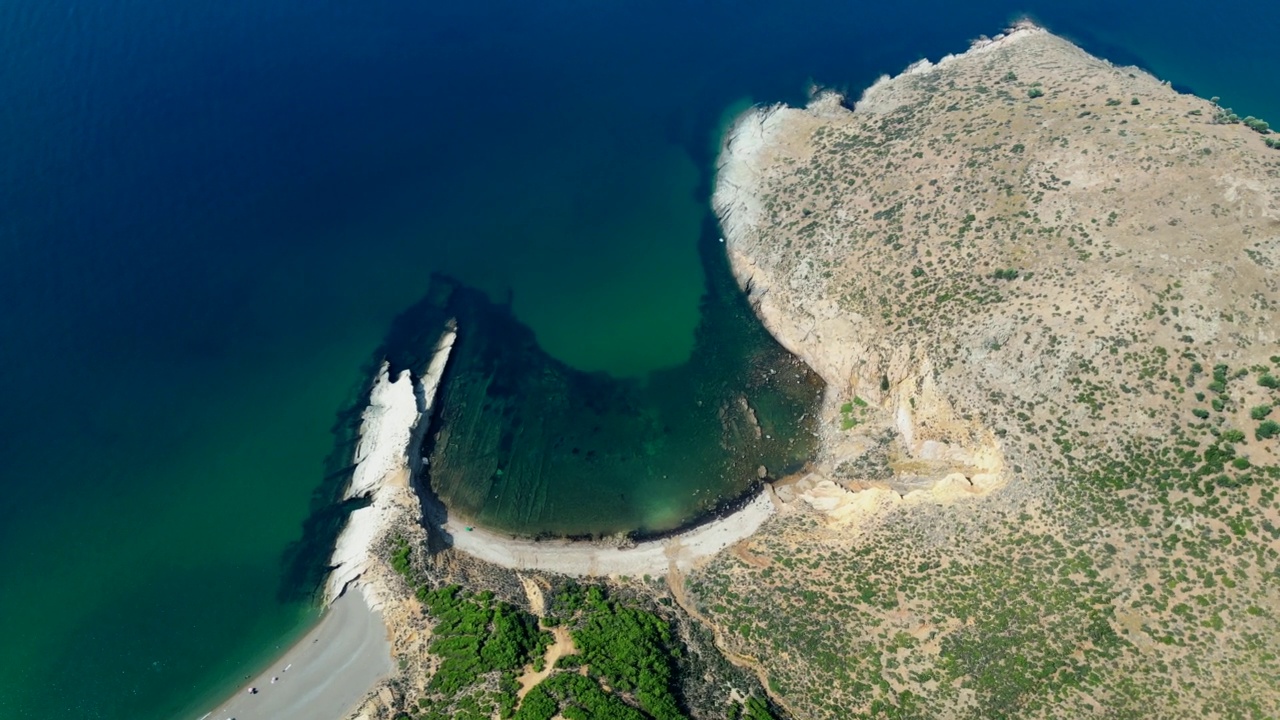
379;231;823;539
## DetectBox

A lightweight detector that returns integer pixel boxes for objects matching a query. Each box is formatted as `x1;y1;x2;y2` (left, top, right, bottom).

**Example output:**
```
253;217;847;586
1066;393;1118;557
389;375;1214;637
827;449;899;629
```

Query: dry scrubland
698;26;1280;719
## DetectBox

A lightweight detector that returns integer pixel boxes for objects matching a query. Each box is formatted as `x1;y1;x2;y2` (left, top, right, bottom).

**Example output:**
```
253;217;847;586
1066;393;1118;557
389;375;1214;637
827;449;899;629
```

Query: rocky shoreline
710;27;1031;516
326;326;457;608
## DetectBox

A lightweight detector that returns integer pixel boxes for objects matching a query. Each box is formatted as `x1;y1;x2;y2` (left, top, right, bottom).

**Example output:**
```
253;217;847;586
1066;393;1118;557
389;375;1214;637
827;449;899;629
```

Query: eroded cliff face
701;23;1280;718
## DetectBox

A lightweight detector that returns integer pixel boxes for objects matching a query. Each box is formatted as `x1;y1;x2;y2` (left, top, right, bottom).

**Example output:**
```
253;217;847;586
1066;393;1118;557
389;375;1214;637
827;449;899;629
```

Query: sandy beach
441;489;778;576
197;591;393;720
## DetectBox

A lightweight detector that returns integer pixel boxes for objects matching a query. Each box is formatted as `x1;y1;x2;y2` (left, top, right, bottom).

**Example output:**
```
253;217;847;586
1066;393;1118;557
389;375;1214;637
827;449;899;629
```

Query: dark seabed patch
423;227;823;537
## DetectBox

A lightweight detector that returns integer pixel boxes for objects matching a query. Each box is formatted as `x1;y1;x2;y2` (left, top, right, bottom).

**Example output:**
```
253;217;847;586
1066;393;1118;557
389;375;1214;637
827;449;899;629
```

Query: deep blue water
1;1;1277;718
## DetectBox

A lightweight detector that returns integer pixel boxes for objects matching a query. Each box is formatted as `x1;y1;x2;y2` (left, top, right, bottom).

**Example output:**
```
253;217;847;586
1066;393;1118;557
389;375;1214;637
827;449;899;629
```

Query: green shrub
390;536;412;577
1028;87;1045;99
1259;374;1279;389
421;586;550;696
1250;405;1272;420
570;588;687;720
1256;420;1280;440
1243;116;1271;134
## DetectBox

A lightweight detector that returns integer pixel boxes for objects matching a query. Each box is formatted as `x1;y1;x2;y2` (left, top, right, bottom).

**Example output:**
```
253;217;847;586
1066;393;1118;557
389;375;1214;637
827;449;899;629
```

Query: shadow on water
275;287;458;605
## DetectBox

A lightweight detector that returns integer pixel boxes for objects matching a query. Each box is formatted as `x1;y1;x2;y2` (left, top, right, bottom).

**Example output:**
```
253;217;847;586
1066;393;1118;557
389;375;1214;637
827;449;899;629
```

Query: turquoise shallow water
0;0;1277;718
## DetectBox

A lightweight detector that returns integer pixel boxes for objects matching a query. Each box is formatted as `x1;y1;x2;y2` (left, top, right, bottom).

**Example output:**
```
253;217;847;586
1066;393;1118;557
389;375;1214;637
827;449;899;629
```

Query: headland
697;20;1280;718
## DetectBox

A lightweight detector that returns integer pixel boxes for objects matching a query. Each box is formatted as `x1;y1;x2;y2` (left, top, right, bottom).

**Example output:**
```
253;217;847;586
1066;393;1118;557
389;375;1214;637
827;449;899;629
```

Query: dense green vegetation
565;585;685;720
388;551;735;720
386;543;551;719
516;672;648;720
419;586;549;696
400;585;550;720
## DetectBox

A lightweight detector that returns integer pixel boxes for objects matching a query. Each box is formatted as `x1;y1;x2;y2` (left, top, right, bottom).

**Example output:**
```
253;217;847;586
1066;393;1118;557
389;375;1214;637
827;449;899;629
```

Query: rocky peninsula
695;21;1280;718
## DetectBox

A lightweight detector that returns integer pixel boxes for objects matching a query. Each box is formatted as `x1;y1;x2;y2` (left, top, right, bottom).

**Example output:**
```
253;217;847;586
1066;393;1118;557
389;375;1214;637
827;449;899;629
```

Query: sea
0;0;1276;717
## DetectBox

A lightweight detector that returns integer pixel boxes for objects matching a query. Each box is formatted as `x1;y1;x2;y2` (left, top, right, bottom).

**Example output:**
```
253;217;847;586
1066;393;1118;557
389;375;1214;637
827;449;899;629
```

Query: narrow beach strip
442;489;777;577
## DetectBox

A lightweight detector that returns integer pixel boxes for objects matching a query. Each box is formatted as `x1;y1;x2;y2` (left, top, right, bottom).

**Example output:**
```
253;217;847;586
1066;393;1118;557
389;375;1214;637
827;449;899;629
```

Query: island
203;21;1280;720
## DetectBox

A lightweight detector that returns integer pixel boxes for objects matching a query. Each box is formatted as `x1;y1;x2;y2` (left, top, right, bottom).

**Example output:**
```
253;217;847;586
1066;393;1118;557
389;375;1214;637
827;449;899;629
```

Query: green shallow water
420;237;823;537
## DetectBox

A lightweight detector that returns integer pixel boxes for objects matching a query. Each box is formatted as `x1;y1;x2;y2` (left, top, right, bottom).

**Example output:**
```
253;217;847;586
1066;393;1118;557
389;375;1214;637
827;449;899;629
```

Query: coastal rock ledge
326;327;457;608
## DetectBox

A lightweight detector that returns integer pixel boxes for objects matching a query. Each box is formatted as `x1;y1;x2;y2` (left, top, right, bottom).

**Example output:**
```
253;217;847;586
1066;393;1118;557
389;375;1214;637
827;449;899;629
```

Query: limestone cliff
326;327;456;608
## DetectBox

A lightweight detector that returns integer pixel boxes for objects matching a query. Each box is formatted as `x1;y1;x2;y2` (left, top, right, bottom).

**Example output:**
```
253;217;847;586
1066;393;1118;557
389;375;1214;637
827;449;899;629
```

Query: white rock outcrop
324;328;456;607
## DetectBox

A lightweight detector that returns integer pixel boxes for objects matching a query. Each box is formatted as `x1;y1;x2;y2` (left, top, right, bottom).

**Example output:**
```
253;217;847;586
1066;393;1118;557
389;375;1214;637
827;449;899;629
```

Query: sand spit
442;490;777;576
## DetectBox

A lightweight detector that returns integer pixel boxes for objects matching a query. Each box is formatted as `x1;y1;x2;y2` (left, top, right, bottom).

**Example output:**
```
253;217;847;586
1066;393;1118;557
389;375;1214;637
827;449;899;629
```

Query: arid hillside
700;23;1280;719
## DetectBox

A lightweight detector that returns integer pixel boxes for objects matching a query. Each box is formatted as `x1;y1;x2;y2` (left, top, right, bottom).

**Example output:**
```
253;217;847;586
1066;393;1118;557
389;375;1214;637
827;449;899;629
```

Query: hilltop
698;22;1280;718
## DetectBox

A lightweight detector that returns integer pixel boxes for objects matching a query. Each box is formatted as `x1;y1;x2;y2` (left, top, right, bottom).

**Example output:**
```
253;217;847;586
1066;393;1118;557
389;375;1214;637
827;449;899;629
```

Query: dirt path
516;626;576;700
519;574;546;615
